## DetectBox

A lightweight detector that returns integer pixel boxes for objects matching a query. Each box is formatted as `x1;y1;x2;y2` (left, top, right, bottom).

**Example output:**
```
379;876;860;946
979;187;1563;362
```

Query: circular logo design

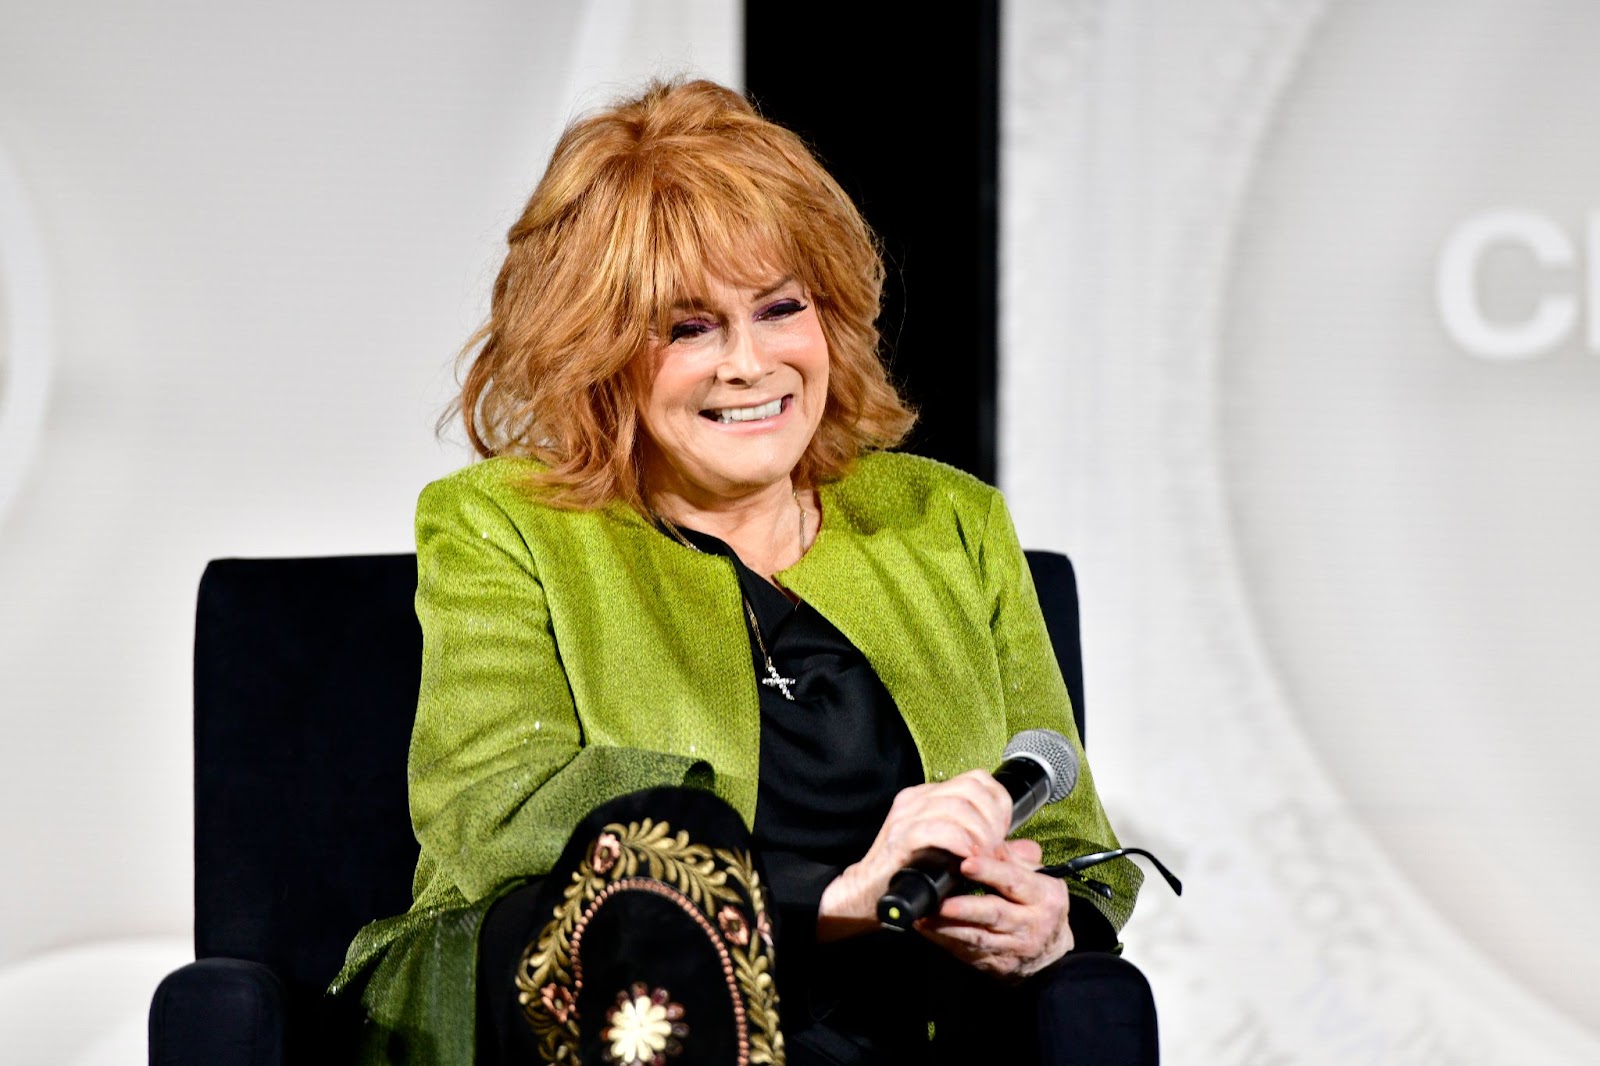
0;139;53;528
1219;0;1600;1034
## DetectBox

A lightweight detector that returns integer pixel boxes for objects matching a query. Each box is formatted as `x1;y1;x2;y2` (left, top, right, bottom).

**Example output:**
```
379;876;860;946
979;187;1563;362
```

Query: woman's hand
815;771;1017;933
915;837;1074;980
816;772;1074;978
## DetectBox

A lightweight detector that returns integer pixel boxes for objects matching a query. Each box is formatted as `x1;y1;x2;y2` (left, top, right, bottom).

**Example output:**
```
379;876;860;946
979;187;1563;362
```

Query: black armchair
148;551;1155;1064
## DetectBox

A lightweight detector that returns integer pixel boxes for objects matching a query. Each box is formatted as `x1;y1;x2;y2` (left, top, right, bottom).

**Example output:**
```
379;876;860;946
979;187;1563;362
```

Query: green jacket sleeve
330;474;711;1049
977;489;1143;933
407;476;707;906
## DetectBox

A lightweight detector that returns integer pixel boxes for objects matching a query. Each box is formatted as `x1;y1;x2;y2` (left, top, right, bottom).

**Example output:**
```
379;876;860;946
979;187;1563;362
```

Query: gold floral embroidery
515;817;786;1066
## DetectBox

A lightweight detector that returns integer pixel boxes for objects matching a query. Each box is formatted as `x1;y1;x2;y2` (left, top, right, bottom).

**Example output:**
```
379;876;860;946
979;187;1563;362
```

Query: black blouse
659;523;1118;1058
669;524;924;916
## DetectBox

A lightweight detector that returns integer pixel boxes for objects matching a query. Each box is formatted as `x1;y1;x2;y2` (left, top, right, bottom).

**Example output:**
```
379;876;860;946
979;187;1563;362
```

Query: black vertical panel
745;1;1000;483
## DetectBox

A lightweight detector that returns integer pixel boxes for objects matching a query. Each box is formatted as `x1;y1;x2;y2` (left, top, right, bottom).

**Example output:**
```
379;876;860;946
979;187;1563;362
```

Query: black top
670;524;936;1051
663;523;1117;1058
670;524;924;916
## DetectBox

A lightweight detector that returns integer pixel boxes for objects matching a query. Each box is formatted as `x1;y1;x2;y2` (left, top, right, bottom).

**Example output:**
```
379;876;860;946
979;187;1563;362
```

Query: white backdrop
0;2;736;1061
7;1;1598;1063
1004;1;1600;1063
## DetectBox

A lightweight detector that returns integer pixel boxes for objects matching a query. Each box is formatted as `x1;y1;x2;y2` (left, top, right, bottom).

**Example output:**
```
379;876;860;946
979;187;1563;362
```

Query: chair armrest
149;957;287;1066
1036;952;1159;1065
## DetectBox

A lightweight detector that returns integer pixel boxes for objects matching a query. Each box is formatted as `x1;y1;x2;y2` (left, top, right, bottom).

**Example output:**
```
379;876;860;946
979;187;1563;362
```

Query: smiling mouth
701;396;787;424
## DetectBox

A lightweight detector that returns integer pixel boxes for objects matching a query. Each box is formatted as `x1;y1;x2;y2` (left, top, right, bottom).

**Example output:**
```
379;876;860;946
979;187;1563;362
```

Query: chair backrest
193;555;421;992
190;549;1085;997
1026;549;1087;745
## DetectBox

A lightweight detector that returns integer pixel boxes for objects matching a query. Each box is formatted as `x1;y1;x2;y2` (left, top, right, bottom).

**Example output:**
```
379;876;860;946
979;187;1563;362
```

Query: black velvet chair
148;551;1156;1065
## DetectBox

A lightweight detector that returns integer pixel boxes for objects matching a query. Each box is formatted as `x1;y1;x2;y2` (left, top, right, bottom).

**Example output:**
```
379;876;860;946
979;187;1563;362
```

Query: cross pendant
761;664;798;701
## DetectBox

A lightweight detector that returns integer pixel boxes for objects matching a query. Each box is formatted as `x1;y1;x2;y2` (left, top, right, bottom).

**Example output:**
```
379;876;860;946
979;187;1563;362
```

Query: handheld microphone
877;728;1079;931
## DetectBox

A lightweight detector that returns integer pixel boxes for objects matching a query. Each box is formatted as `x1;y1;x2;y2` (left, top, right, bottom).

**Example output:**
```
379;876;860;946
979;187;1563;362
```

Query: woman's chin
656;458;802;506
649;423;818;504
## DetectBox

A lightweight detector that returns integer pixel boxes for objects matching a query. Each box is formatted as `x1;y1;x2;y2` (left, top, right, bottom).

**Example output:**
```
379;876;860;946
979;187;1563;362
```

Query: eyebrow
667;275;796;314
752;275;795;301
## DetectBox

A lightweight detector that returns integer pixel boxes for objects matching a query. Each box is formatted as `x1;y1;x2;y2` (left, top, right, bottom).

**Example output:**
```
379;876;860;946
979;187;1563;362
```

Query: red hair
452;78;915;510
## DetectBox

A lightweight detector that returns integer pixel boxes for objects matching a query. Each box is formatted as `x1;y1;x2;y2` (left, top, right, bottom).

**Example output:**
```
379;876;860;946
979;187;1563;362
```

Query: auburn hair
452;78;915;511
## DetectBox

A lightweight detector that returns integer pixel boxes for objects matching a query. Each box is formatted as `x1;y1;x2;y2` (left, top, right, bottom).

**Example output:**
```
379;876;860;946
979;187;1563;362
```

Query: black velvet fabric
149;958;286;1066
1025;549;1087;746
184;555;424;1064
479;787;767;1066
1036;953;1161;1065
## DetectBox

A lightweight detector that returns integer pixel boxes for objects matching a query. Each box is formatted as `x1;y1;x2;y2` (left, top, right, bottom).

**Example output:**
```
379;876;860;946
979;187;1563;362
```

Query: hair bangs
641;181;800;337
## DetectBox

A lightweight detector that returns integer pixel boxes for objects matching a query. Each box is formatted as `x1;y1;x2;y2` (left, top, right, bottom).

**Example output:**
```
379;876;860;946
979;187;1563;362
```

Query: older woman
335;79;1142;1065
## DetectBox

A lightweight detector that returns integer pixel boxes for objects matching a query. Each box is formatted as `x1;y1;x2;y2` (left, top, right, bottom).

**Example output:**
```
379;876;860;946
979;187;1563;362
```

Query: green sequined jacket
334;451;1141;1064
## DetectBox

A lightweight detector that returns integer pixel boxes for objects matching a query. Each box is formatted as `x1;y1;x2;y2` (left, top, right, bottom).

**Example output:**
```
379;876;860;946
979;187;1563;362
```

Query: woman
335;79;1142;1065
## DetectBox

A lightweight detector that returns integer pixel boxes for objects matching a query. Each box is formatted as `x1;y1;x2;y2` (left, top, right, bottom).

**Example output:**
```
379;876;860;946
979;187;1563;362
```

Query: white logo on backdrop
1214;0;1600;1054
0;140;53;528
1438;209;1600;359
1012;0;1600;1060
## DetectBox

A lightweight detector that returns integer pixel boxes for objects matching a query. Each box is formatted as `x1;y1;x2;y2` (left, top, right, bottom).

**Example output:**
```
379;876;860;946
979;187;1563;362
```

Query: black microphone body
993;758;1054;827
877;729;1078;931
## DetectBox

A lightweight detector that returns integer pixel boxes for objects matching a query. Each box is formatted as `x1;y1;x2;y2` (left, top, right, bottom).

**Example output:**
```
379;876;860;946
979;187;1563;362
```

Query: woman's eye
760;299;807;320
669;320;713;343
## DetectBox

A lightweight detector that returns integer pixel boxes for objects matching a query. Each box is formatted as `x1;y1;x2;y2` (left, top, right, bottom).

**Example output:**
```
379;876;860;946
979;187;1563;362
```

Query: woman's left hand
914;838;1074;981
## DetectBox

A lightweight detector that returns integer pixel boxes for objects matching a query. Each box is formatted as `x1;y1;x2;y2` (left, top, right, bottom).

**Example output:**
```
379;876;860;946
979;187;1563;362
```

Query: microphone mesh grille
1003;728;1079;803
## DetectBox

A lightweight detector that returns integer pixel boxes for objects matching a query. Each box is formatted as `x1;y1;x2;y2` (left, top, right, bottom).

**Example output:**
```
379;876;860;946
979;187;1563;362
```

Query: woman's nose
715;324;770;384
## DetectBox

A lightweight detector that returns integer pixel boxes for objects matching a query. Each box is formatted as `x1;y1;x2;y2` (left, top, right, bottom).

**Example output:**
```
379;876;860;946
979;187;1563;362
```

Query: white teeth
710;398;783;423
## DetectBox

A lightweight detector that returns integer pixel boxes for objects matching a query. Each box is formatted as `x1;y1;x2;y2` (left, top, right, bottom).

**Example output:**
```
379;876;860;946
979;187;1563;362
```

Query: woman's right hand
816;769;1015;942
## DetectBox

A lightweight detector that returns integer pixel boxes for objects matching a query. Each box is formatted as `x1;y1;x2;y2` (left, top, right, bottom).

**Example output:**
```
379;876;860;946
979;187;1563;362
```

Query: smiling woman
335;79;1145;1066
640;273;830;571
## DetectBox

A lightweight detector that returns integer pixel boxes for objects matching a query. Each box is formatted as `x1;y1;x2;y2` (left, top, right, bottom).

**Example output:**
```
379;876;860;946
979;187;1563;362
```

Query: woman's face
639;273;829;508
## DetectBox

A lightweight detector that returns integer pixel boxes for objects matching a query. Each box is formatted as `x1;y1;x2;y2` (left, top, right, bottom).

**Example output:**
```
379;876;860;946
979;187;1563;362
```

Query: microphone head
1003;728;1079;804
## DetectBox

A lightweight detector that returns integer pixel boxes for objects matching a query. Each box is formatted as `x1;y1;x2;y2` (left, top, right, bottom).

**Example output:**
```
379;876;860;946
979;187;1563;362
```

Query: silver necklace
655;491;807;701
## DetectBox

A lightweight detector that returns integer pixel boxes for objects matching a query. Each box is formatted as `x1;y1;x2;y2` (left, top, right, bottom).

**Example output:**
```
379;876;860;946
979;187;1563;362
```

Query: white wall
0;2;737;1061
11;1;1597;1062
1004;1;1600;1062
